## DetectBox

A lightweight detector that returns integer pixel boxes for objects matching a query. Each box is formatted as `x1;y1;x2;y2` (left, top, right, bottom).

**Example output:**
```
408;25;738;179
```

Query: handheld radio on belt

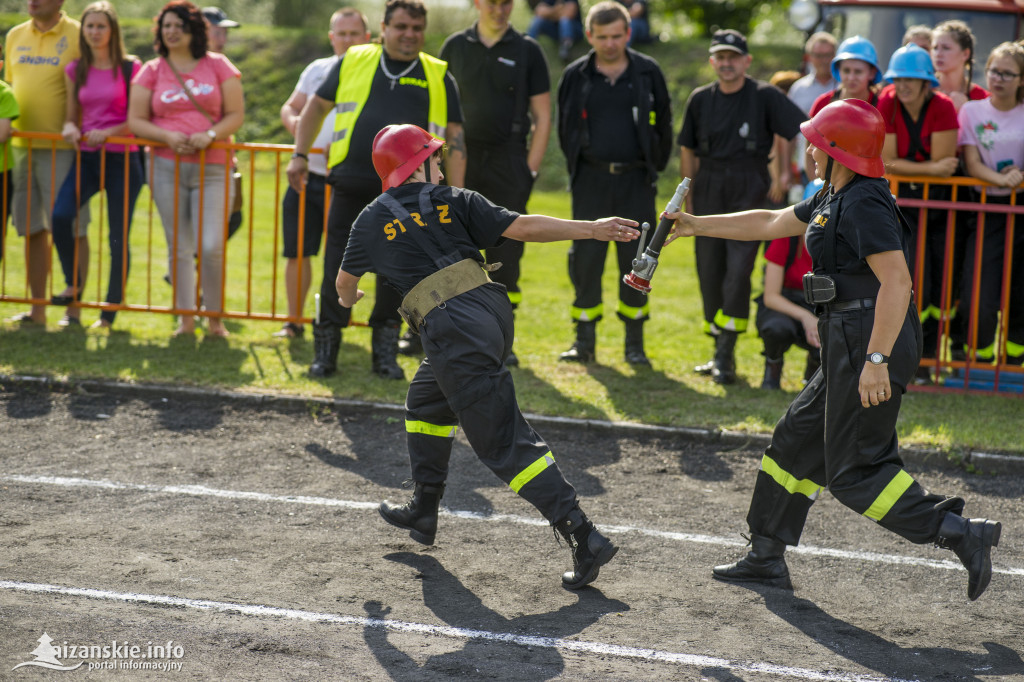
623;178;691;294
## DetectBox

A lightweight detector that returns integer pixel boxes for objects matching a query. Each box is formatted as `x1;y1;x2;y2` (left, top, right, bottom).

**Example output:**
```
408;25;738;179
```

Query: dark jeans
52;150;144;323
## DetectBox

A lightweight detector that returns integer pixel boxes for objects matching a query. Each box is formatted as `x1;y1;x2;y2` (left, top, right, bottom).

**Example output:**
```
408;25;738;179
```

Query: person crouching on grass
335;124;636;588
663;99;1002;601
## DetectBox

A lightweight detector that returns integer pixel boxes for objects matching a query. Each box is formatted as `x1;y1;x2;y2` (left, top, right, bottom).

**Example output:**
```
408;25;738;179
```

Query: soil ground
1;383;1022;681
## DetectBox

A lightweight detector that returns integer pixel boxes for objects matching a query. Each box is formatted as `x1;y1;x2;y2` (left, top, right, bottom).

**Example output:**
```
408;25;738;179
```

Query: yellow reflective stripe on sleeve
509;452;555;493
760;454;824;500
862;470;915;521
405;420;458;438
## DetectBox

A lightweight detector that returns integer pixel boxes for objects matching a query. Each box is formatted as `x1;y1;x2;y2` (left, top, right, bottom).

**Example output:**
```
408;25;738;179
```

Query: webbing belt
399;258;491;333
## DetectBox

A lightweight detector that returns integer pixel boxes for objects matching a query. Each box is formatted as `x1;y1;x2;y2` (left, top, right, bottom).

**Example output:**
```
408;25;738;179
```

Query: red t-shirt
765;237;813;291
968;83;989;101
809;88;880;117
877;89;958;161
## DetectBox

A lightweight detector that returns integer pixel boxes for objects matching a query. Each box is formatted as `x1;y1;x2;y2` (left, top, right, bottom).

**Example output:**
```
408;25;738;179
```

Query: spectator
51;1;144;330
903;25;933;52
285;0;466;380
0;45;18;270
932;20;987;113
440;0;552;367
956;42;1024;365
128;0;244;338
277;8;371;340
878;44;959;381
527;0;583;63
678;29;805;384
805;35;882;181
788;32;836;185
617;0;651;46
202;5;242;239
556;1;671;366
4;0;85;326
767;70;802;208
755;235;819;390
201;6;237;53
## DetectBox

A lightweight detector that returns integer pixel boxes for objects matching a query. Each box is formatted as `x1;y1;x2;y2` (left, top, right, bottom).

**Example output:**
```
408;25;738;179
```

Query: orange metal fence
0;131;332;328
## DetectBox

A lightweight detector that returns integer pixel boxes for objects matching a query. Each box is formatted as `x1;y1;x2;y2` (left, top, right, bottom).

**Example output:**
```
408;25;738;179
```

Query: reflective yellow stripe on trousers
509;452;555;493
405;420;458;438
862;470;914;521
760;454;824;500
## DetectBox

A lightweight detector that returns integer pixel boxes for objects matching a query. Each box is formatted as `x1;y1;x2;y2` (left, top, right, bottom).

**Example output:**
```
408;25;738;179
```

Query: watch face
870;353;883;364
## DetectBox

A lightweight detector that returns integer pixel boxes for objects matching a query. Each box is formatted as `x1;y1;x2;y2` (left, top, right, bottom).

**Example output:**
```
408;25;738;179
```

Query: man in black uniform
557;1;672;366
339;124;637;588
286;0;466;380
438;0;552;367
679;29;805;383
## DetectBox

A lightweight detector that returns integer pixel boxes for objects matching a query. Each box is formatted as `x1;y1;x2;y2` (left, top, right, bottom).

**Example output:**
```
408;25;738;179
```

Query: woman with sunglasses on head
50;1;144;329
663;99;1002;602
956;42;1024;366
128;0;243;337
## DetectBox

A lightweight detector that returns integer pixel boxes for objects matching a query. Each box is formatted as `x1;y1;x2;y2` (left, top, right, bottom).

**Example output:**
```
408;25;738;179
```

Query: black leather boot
309;323;341;377
761;357;783;390
935;512;1002;601
379;482;445;545
371;326;405;380
624;319;651;366
555;506;618;590
712;331;738;384
712;534;793;589
559;320;596;363
397;328;423;356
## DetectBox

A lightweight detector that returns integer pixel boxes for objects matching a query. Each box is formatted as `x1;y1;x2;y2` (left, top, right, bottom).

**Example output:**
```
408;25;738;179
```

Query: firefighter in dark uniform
439;0;552;367
286;0;466;381
679;29;806;383
557;1;672;365
338;124;637;588
665;99;1002;601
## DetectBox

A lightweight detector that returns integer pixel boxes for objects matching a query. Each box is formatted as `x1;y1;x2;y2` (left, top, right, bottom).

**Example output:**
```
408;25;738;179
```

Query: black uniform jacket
557;48;672;185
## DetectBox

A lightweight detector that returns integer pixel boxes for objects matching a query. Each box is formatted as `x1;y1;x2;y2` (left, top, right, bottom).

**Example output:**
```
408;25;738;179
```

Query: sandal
272;322;305;339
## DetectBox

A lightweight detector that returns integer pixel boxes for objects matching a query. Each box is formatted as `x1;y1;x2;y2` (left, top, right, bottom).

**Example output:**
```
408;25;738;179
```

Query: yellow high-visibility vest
328;43;448;169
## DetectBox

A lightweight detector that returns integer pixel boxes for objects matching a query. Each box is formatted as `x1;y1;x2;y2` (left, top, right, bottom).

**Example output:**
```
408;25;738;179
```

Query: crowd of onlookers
0;0;1021;382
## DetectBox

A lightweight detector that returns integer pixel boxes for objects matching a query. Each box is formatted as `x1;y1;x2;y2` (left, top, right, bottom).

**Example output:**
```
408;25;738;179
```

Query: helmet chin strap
815;156;834;201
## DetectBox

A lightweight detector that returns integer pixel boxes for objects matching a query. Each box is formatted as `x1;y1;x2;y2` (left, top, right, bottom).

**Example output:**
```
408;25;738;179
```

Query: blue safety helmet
883;43;939;87
831;35;882;85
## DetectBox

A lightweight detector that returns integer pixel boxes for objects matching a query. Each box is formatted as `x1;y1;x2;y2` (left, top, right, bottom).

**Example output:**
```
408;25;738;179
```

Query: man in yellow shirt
5;0;84;326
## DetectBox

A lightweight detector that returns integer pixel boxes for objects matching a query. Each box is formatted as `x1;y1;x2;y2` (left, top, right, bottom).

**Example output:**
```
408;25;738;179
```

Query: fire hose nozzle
623;178;690;294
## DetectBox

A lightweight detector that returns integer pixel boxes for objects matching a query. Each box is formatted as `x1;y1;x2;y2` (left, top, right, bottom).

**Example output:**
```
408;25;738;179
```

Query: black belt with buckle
583;158;644;175
825;297;877;312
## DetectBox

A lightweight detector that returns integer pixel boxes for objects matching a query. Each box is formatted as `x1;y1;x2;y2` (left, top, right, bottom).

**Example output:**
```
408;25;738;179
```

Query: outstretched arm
663;205;804;246
502;215;640;243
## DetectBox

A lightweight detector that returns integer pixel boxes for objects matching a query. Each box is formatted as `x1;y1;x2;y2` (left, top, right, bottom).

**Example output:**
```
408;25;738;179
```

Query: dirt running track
0;383;1022;681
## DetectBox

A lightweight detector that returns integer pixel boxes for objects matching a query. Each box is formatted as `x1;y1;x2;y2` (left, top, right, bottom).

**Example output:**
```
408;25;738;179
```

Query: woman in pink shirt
128;0;244;337
51;1;144;329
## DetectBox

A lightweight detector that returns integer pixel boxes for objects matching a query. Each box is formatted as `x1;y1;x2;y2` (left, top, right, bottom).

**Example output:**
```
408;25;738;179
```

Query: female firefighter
335;124;638;589
663;99;1002;601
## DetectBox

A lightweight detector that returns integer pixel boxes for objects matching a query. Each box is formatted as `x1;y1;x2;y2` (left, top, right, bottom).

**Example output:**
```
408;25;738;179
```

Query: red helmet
800;99;885;178
372;124;444;192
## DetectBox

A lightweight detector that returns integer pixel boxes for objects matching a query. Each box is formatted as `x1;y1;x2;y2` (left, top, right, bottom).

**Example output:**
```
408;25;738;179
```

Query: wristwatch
205;129;217;140
866;352;889;365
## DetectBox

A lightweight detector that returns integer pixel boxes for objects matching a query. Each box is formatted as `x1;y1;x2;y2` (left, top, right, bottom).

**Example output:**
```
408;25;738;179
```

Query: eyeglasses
987;68;1021;82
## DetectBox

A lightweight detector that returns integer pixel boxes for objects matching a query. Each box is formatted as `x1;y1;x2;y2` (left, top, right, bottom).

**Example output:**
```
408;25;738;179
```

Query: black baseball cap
709;29;748;56
202;7;240;28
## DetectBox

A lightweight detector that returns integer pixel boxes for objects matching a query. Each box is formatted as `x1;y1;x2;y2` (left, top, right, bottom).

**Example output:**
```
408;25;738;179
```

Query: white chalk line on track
0;579;912;682
4;473;1022;578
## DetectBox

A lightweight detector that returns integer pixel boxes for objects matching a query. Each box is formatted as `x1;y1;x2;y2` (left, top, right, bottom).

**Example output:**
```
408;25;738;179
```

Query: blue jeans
52;150;144;323
527;16;582;45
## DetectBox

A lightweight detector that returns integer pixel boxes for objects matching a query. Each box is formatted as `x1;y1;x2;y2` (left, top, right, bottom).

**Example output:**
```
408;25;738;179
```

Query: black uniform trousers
692;161;770;333
897;182;953;359
755;289;819;361
958;191;1024;360
405;283;578;523
465;143;535;309
568;163;656;321
746;303;963;547
320;176;404;329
